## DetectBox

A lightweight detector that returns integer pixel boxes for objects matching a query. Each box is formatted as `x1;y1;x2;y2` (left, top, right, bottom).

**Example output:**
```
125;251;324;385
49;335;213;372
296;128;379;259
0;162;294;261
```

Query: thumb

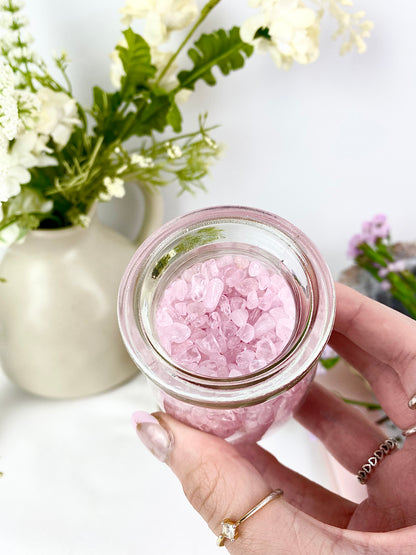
131;411;339;553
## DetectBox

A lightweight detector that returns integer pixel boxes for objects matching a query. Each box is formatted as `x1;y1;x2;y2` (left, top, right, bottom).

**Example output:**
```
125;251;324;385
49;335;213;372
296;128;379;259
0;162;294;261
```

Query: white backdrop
1;1;415;554
24;0;416;278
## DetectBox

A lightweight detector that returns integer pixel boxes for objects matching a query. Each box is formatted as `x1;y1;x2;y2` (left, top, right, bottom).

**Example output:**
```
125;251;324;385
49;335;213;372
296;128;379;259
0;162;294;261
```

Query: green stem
154;0;222;88
341;397;381;410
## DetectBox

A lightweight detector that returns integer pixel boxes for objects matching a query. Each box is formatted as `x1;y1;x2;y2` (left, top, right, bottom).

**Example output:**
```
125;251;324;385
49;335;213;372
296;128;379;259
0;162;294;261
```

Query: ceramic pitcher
0;184;163;398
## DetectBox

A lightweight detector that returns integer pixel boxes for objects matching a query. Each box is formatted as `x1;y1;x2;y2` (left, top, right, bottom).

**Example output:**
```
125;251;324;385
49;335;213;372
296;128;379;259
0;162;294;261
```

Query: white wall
24;0;416;279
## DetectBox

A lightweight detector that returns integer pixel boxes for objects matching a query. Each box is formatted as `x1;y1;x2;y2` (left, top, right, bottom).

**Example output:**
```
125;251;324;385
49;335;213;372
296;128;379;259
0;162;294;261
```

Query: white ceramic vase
0;184;163;398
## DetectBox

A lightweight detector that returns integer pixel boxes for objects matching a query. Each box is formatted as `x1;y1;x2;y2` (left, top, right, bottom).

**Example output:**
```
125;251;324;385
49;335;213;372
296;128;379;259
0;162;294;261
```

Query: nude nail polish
131;411;173;463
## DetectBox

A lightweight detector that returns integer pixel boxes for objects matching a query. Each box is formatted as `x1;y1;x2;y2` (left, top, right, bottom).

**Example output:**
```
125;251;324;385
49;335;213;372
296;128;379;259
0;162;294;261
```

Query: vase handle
132;181;164;246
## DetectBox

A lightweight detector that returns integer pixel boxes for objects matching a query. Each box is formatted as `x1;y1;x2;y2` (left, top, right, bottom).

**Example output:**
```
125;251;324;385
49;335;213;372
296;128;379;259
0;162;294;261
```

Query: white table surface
1;0;415;553
0;369;344;555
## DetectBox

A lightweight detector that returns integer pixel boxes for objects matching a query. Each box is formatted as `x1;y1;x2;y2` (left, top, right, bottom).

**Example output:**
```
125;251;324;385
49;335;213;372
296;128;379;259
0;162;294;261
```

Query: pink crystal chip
155;254;296;377
155;254;300;443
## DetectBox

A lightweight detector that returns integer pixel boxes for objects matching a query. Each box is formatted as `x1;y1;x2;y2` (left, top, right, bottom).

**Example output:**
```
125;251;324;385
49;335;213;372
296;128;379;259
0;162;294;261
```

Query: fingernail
131;411;173;463
409;393;416;410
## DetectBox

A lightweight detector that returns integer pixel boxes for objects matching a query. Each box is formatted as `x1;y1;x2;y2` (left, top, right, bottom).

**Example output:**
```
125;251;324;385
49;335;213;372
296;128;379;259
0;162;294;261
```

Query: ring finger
295;382;387;474
334;283;416;421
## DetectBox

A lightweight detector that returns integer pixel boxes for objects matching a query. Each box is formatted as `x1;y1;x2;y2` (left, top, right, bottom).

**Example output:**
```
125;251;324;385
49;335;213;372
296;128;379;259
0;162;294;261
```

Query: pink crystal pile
159;372;313;443
155;255;296;377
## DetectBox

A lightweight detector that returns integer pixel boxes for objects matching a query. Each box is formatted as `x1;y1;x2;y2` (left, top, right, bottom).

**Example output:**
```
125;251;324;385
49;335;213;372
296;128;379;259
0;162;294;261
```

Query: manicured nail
131;411;173;463
409;393;416;410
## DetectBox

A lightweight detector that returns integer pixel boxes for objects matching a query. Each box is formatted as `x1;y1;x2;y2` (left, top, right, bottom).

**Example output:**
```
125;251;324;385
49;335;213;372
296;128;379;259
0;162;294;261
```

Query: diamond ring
216;489;283;546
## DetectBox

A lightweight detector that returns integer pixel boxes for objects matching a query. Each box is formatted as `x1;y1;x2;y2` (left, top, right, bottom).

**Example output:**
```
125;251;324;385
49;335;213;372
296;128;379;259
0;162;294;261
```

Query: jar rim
118;206;335;407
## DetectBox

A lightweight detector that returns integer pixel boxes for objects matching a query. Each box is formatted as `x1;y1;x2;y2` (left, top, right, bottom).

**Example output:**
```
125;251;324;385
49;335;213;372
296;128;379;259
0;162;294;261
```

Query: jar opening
118;206;335;408
139;245;314;387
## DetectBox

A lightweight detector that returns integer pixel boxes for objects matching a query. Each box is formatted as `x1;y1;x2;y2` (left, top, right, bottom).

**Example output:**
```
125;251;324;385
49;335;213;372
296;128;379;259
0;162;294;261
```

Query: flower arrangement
0;0;372;246
348;214;416;319
319;216;416;430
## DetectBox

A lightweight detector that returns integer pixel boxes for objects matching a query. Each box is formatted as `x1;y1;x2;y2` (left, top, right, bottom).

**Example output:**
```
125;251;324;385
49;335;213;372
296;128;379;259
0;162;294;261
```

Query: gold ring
403;425;416;437
216;489;283;546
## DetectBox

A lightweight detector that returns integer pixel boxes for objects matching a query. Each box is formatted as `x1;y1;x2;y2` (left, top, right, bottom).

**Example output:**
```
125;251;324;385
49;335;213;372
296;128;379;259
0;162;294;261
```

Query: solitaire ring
216;489;284;546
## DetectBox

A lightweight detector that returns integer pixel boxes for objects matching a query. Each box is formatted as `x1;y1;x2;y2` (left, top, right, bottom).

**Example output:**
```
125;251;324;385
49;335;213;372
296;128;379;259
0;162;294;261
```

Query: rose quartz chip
171;279;188;301
248;260;262;277
203;278;224;311
174;302;187;316
156;309;173;327
255;338;277;363
257;271;270;290
205;258;219;277
237;323;255;343
191;273;208;301
246;290;258;310
230;296;246;311
236;349;256;369
231;308;248;327
235;278;258;297
166;322;191;343
254;313;275;337
178;345;202;365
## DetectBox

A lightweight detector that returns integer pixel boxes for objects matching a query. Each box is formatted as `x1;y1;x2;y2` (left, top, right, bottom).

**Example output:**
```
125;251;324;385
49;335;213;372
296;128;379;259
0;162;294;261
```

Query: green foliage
126;91;173;138
152;227;225;279
177;27;254;90
320;356;340;370
0;2;251;240
116;28;156;98
254;27;272;40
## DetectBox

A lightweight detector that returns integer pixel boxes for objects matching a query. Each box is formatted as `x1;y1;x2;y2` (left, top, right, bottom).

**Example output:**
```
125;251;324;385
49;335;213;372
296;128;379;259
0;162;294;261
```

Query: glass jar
118;206;335;443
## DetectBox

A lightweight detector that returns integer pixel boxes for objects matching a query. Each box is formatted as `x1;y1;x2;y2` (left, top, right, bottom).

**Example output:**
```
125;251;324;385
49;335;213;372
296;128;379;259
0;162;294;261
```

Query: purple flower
347;214;390;259
347;233;364;258
380;280;391;291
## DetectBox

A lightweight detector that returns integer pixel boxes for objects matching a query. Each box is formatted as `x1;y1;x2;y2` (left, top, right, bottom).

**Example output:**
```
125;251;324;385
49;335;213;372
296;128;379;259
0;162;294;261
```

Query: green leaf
341;397;382;411
117;28;156;97
152;227;225;279
6;187;52;217
177;26;254;91
125;92;173;137
166;101;182;133
91;87;124;142
254;27;272;40
319;356;340;370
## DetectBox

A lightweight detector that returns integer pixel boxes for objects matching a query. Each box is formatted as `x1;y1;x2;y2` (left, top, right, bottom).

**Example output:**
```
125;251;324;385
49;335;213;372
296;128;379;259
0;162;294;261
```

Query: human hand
132;283;416;553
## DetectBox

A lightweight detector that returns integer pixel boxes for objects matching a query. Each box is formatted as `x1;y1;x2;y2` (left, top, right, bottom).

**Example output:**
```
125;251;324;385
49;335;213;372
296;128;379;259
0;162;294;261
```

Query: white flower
0;132;36;202
30;133;58;167
101;176;126;200
120;0;154;26
78;214;91;228
119;0;198;45
109;39;127;89
324;0;373;55
241;0;320;69
16;88;40;131
204;136;218;149
35;87;81;147
166;142;182;159
0;130;57;203
0;61;19;140
130;153;154;168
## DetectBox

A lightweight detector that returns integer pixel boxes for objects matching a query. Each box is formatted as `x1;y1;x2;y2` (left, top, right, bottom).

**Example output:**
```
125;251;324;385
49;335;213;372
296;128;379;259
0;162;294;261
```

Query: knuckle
182;454;225;526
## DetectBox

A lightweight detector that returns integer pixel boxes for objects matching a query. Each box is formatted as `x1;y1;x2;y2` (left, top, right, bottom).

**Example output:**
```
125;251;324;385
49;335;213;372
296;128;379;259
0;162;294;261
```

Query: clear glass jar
118;206;335;443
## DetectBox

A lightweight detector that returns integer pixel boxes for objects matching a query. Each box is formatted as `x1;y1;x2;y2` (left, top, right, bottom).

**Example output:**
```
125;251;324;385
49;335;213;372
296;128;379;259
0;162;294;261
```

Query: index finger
334;283;416;404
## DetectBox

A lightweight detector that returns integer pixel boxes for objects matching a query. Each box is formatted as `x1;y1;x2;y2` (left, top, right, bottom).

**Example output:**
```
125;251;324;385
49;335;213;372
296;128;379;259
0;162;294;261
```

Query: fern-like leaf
117;28;156;98
177;27;254;90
